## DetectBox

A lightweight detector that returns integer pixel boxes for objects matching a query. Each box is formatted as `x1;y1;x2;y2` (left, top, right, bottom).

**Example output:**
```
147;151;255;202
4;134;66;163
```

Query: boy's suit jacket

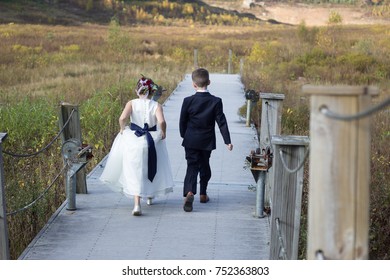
179;91;231;151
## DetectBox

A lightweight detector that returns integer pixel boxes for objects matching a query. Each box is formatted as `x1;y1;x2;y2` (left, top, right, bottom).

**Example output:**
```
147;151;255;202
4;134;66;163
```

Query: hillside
0;0;112;25
0;0;263;26
1;0;389;27
203;1;390;26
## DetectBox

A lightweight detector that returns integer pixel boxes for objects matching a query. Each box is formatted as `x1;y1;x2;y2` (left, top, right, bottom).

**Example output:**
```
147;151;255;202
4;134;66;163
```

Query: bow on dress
130;123;157;182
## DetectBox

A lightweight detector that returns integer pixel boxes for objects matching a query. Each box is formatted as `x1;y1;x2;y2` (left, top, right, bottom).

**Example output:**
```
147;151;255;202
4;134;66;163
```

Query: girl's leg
132;195;142;216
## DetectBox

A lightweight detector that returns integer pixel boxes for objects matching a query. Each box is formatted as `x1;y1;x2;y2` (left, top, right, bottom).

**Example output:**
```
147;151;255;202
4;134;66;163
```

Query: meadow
0;17;389;259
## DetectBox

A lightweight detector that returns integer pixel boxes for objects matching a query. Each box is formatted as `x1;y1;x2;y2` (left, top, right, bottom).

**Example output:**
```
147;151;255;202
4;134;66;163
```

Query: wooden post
0;133;10;260
228;49;232;74
269;135;309;260
303;85;378;260
194;49;198;69
246;99;252;127
259;93;285;208
240;58;244;76
59;103;87;194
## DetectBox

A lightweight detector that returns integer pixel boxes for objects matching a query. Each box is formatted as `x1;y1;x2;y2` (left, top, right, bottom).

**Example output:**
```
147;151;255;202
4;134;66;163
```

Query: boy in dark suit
179;68;233;212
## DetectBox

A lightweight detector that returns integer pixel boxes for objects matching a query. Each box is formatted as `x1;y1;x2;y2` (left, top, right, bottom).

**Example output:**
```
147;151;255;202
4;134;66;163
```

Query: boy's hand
227;144;233;151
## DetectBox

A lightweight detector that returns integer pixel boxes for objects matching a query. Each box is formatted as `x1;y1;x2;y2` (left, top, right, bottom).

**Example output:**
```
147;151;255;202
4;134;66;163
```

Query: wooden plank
302;85;379;96
259;93;285;100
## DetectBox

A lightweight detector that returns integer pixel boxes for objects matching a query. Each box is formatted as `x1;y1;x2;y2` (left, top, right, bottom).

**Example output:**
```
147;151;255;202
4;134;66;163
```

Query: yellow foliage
170;2;177;11
136;7;151;21
171;47;188;61
372;4;390;17
1;31;12;38
162;0;169;9
328;10;343;25
12;44;29;53
183;3;194;15
12;44;42;54
61;44;80;52
154;14;165;23
247;42;266;63
316;28;333;50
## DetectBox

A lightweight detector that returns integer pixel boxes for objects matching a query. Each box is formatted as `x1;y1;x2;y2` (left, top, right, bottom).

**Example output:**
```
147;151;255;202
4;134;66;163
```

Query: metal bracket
61;139;93;210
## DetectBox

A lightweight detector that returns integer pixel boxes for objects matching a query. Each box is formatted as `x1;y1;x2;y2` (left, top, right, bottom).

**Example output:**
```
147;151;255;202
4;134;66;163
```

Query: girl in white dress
100;76;174;216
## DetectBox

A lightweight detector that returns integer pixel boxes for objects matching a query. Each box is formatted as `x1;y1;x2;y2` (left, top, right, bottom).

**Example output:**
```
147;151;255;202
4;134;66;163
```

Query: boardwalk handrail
320;96;390;121
2;109;75;158
279;147;309;174
303;85;379;259
0;133;10;260
269;135;309;260
6;165;67;216
253;86;390;259
0;107;77;259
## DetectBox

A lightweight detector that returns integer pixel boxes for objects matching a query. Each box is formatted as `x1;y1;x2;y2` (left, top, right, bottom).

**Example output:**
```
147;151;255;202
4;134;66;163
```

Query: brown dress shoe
183;193;194;212
200;195;209;203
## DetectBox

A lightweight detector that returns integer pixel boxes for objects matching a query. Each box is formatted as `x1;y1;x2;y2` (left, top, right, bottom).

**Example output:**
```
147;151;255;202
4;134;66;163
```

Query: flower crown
136;75;155;96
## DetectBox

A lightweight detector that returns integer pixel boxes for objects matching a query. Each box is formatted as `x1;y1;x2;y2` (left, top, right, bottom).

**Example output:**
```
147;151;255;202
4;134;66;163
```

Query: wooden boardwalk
19;73;270;260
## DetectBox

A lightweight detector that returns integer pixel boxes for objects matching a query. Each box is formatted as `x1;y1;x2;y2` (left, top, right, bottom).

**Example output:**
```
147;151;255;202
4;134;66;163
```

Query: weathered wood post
228;49;232;74
0;133;10;260
269;135;309;260
259;93;285;209
59;103;87;194
240;58;244;76
194;49;198;69
246;99;252;127
244;90;259;127
302;85;378;260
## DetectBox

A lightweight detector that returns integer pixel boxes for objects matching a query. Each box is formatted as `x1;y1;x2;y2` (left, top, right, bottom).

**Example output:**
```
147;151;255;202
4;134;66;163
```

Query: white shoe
147;197;153;205
132;205;142;216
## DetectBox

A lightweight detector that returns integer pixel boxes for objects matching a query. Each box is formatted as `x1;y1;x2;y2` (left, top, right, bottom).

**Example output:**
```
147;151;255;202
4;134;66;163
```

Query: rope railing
2;109;75;158
279;147;310;174
6;164;67;216
320;97;390;121
2;109;75;215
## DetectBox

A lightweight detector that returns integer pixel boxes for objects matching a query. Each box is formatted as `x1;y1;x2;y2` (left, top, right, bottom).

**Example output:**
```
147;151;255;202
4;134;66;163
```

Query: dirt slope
204;1;390;26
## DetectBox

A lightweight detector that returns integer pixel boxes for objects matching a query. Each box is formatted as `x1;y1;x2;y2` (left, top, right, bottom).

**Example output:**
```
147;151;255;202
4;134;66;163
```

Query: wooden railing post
0;133;10;260
240;58;244;76
303;85;378;260
59;103;87;194
269;135;309;260
194;49;198;69
228;49;232;74
259;93;285;208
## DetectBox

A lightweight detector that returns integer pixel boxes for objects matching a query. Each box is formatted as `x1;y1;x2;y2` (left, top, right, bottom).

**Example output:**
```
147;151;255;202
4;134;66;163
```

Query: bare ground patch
204;1;390;26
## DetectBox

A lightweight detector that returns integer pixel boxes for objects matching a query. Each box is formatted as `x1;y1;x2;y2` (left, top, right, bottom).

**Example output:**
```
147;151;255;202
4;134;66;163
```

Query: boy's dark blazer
179;91;231;151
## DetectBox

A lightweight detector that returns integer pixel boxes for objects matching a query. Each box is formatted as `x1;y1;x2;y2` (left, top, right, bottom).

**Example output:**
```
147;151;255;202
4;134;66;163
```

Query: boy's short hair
192;68;209;88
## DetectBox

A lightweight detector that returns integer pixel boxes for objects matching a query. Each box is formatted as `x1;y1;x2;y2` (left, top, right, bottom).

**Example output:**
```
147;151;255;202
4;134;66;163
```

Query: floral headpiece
136;75;154;98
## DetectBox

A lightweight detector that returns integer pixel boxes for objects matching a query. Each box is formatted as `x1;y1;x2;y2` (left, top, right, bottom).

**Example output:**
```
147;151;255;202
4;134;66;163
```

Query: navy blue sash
130;123;157;182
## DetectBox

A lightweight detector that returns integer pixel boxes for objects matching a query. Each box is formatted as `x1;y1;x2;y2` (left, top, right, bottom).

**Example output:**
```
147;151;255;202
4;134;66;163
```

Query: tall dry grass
0;20;389;259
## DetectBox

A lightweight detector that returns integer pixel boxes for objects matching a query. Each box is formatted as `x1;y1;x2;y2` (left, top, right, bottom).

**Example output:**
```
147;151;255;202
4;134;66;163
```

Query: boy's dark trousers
183;147;212;197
